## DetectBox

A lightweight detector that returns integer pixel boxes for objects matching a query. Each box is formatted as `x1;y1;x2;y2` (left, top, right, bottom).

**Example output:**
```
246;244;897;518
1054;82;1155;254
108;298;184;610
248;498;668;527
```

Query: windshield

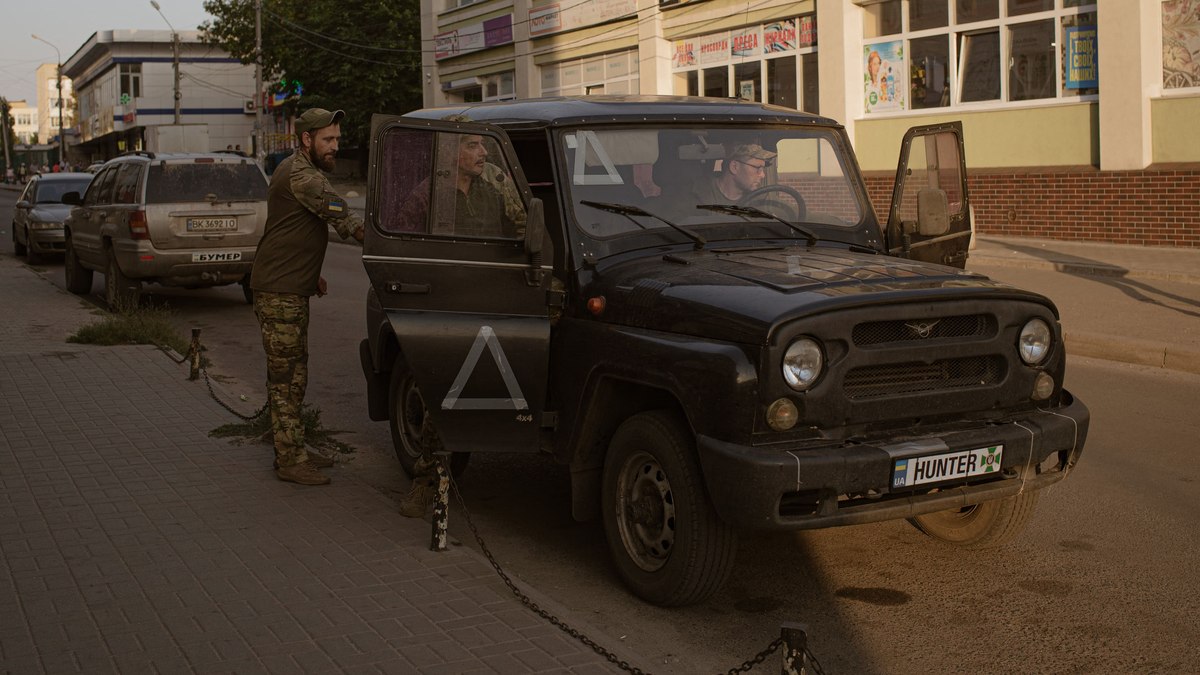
560;126;869;258
146;161;267;203
35;179;91;204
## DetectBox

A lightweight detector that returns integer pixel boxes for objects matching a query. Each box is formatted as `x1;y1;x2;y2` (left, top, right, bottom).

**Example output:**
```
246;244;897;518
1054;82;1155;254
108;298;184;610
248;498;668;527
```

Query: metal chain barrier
446;473;820;675
165;330;266;422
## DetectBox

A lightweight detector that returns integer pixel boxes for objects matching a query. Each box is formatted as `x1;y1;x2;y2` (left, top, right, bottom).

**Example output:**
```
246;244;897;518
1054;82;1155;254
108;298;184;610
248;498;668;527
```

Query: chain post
780;623;808;675
187;328;202;380
430;454;450;552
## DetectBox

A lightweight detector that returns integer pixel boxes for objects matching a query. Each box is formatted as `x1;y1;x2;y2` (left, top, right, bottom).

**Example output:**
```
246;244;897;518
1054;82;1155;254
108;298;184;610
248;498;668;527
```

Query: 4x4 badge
441;325;529;411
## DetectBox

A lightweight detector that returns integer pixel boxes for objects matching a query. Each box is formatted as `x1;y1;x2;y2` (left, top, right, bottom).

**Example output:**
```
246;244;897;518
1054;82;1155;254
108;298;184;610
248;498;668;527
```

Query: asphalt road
4;189;1199;674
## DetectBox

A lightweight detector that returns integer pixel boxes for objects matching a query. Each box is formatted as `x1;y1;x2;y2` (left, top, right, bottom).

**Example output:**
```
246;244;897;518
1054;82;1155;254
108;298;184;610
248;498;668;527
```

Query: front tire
387;355;470;478
64;237;93;295
12;224;27;257
601;410;736;606
105;253;141;311
907;491;1040;548
24;229;40;264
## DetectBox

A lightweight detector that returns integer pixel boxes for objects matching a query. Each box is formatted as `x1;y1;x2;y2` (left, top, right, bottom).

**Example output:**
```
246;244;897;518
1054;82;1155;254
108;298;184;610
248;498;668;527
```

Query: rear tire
387;355;470;478
601;410;736;606
64;237;93;295
240;276;254;304
908;490;1040;549
105;253;141;311
12;224;27;257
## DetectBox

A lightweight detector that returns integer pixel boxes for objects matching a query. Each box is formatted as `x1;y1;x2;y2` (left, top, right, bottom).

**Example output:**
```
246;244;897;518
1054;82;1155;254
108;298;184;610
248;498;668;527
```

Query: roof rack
117;150;156;160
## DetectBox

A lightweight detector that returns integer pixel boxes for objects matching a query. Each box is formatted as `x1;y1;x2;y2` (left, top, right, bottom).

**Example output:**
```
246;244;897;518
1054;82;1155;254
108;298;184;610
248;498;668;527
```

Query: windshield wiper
580;200;706;250
696;203;818;247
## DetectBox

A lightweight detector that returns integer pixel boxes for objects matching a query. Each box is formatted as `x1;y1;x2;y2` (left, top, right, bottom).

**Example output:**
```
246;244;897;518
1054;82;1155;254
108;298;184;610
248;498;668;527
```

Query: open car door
885;122;972;268
363;114;553;454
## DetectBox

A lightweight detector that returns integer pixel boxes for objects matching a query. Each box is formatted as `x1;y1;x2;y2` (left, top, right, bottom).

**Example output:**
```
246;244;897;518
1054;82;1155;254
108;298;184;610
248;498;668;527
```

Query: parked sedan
12;172;94;263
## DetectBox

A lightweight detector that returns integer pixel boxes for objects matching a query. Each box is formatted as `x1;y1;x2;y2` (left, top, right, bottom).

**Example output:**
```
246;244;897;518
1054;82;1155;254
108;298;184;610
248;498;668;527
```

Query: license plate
192;251;243;263
186;217;237;232
892;445;1003;489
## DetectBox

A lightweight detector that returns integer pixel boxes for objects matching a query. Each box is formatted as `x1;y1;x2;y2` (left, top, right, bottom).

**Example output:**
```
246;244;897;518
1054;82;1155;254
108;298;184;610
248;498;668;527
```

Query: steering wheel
739;184;806;222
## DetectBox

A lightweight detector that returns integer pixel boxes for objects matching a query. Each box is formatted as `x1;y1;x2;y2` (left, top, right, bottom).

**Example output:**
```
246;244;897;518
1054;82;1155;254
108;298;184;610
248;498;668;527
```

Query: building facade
61;29;258;161
421;0;1200;248
9;100;39;145
35;63;75;152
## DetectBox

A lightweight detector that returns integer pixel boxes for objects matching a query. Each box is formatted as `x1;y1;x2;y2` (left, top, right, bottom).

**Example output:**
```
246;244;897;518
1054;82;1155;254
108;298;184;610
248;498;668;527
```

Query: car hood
29;204;72;224
585;245;1052;344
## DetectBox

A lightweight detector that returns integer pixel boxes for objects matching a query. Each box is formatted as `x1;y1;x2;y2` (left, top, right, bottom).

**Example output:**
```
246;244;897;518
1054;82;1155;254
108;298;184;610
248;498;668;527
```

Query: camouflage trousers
254;291;311;468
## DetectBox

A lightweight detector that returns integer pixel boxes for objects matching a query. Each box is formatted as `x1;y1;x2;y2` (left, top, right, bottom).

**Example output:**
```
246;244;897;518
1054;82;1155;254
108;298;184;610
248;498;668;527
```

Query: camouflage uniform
250;109;363;471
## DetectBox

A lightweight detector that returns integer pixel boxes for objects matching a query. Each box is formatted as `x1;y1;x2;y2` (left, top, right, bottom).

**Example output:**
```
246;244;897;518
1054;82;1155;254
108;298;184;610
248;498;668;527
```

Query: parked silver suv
62;151;268;308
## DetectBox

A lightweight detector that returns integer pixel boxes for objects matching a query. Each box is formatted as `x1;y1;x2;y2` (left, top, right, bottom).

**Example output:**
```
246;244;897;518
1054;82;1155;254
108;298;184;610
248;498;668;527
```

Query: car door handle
385;281;430;294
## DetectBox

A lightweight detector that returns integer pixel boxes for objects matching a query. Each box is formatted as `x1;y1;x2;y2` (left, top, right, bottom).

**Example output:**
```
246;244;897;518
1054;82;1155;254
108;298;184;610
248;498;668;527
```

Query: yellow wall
854;103;1098;172
1152;96;1200;164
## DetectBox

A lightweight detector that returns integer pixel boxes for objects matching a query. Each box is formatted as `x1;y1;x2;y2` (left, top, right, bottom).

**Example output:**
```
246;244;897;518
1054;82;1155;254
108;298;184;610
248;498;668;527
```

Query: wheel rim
614;450;676;572
395;375;427;462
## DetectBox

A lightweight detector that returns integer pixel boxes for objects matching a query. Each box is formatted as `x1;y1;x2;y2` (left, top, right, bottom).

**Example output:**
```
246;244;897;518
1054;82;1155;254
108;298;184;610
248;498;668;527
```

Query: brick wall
864;166;1200;248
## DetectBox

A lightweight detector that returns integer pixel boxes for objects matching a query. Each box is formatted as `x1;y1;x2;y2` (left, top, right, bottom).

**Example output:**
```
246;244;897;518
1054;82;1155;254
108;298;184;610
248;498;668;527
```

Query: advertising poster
864;41;905;112
1064;26;1097;89
530;4;562;37
763;20;796;54
698;31;730;65
673;39;697;68
798;14;816;48
530;0;636;37
731;27;760;58
1164;0;1200;88
436;14;513;59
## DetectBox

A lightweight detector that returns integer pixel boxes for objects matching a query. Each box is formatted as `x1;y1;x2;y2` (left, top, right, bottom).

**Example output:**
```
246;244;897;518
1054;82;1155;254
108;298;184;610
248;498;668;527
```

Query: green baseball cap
295;108;344;134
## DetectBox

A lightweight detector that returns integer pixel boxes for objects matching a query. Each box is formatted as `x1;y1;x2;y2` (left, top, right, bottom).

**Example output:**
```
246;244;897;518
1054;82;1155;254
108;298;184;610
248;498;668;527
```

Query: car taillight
129;210;150;239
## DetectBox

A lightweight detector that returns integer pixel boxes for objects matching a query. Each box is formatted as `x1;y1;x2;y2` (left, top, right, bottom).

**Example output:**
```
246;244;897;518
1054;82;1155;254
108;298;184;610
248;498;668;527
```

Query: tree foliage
200;0;423;149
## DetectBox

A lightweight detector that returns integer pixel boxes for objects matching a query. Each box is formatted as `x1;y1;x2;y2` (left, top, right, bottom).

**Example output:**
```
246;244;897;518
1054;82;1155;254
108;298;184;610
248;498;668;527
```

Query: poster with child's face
864;40;905;113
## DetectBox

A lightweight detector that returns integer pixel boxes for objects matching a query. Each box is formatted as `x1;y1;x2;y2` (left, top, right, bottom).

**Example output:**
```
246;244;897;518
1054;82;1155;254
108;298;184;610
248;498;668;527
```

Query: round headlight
1019;318;1052;365
783;338;823;391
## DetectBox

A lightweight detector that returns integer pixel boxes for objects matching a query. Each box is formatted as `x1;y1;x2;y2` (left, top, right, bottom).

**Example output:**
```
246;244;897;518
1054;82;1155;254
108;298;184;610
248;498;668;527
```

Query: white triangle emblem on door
441;325;529;411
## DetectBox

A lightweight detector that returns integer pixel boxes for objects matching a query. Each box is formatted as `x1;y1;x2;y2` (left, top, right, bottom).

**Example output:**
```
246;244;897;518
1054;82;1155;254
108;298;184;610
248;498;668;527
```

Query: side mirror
15;200;30;209
916;188;950;236
61;191;82;206
524;197;545;257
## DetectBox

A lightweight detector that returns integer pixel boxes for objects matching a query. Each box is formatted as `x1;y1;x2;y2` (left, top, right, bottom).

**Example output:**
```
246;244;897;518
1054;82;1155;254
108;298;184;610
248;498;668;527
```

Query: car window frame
84;165;120;207
112;163;143;205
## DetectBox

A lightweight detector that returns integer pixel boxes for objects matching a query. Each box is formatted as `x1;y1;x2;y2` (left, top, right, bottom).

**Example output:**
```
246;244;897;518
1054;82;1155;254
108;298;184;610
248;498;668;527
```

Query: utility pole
150;1;181;124
254;0;264;165
31;34;65;166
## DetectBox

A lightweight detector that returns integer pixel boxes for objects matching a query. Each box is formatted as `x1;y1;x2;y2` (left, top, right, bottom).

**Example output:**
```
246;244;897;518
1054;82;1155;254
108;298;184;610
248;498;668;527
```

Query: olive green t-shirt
250;149;362;296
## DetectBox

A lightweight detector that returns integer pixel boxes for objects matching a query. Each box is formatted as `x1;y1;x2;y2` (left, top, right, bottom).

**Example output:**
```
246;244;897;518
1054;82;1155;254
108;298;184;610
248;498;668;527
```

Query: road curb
1064;329;1200;375
969;252;1200;286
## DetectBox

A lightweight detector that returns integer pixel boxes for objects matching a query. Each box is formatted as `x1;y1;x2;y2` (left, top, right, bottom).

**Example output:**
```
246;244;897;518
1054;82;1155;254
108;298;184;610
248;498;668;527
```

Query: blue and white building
62;29;258;160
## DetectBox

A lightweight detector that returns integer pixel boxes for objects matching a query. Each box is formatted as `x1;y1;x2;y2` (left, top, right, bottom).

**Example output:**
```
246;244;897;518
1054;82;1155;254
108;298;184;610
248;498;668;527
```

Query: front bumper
697;391;1089;530
29;228;65;254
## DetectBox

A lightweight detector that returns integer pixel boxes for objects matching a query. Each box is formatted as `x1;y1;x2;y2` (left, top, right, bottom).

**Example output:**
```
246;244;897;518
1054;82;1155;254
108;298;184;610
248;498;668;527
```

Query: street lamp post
30;34;65;166
150;0;182;125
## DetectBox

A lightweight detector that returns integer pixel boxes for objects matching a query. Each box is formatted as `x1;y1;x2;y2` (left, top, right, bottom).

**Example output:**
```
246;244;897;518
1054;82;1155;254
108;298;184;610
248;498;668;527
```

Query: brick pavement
0;254;626;673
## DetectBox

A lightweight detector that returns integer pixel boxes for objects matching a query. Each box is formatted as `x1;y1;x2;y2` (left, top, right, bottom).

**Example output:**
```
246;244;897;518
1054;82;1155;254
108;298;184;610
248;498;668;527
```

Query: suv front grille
843;356;1004;400
852;314;993;346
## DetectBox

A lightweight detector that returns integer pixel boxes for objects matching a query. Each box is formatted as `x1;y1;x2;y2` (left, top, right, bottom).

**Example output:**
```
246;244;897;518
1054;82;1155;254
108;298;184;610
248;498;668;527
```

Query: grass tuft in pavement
67;303;191;356
209;404;354;456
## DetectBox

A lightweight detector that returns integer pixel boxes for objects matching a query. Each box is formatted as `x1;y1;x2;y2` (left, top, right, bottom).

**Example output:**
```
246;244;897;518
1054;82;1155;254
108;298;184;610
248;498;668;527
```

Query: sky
1;0;216;105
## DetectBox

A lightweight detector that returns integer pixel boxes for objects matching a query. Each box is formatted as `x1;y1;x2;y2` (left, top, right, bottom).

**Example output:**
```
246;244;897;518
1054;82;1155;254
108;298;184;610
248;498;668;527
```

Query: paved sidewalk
0;254;626;673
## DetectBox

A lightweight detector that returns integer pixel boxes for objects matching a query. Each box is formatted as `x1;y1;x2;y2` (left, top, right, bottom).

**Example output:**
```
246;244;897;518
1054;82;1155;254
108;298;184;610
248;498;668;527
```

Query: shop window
1007;0;1052;16
958;30;1000;102
1163;0;1200;89
1061;11;1098;96
802;53;820;114
911;0;949;31
768;57;797;109
865;0;903;38
1008;20;1055;101
119;64;141;100
734;62;761;101
955;0;997;24
703;66;728;97
911;35;950;108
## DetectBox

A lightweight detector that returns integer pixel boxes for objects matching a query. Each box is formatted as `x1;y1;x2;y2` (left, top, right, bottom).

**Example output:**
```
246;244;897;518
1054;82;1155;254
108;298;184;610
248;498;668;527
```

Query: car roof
34;172;93;181
403;95;840;129
108;152;256;163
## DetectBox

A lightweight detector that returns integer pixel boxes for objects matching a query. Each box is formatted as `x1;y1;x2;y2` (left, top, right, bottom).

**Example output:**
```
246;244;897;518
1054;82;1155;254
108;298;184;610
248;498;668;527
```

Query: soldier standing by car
250;107;365;486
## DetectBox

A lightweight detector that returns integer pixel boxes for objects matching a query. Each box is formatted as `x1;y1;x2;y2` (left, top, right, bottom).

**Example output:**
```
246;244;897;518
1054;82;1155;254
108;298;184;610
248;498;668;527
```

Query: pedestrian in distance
249;107;365;486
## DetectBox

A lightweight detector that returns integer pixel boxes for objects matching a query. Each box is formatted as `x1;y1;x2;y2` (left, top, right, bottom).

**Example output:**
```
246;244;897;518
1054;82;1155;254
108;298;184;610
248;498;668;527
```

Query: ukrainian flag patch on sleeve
324;196;347;217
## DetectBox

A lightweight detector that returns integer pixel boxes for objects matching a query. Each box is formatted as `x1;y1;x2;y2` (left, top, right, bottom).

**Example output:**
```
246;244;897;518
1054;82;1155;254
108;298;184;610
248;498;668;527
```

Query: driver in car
690;143;777;204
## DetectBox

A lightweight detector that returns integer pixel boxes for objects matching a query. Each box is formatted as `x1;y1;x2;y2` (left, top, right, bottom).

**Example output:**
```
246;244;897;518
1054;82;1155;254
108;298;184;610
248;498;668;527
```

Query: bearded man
250;108;365;486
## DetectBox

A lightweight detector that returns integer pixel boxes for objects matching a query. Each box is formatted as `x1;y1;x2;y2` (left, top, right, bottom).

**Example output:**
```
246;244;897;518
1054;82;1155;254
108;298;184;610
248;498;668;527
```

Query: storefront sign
1064;25;1098;89
763;20;796;53
798;14;816;48
529;0;636;37
698;31;729;65
864;41;905;112
435;13;513;59
731;27;760;58
673;39;697;68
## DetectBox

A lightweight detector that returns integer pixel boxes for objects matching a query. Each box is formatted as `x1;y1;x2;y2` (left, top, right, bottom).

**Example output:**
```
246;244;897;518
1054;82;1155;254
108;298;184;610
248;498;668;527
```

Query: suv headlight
783;337;823;391
1018;318;1052;365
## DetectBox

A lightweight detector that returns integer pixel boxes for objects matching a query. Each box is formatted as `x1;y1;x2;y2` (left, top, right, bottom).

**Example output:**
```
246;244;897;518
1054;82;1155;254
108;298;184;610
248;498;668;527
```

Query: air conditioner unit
243;99;256;114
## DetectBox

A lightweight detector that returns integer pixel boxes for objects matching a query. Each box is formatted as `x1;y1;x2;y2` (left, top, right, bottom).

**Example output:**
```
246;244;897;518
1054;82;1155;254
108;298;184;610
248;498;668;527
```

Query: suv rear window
145;161;267;203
